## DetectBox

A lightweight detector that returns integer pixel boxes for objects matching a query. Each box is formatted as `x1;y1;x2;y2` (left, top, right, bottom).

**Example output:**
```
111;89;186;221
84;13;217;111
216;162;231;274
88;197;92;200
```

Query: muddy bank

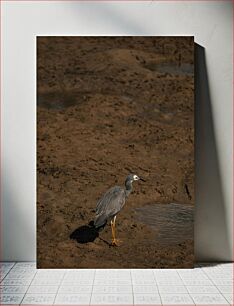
37;37;194;268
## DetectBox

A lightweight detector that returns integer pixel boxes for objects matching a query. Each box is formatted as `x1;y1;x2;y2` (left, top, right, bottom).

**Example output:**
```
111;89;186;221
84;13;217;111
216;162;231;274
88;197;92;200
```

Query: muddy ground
37;37;194;268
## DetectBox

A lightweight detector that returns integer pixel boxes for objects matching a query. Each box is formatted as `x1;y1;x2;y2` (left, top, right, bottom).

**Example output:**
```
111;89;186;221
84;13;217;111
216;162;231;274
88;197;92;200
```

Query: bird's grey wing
95;186;125;217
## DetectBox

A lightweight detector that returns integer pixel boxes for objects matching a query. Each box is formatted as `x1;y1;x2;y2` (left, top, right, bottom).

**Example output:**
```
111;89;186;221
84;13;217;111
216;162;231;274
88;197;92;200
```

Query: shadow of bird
70;220;106;244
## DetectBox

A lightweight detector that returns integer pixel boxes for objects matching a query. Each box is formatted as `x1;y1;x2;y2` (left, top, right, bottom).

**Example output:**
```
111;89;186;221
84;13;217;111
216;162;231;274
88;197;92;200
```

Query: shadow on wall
68;3;148;35
195;44;231;261
2;164;36;261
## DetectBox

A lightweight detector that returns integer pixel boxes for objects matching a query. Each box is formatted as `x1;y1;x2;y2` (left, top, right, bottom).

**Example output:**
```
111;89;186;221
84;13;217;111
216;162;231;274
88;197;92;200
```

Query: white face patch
133;175;140;180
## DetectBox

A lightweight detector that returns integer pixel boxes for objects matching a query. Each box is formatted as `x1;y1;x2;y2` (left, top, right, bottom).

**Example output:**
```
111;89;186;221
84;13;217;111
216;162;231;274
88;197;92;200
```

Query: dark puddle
135;203;194;246
37;90;134;110
144;63;193;76
37;91;87;110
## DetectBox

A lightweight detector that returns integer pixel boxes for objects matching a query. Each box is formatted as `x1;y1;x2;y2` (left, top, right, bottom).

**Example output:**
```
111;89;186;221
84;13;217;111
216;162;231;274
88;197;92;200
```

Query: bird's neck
125;180;133;197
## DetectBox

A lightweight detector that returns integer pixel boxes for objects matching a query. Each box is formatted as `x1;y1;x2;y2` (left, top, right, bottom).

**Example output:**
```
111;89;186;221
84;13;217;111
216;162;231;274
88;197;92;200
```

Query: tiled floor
0;262;233;305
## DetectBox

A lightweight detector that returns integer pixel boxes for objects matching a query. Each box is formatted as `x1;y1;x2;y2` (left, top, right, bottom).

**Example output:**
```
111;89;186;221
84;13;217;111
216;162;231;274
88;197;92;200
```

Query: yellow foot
111;239;122;246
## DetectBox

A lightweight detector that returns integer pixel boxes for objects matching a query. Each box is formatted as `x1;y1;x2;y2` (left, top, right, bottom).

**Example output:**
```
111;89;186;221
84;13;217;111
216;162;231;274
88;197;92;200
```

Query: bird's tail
93;214;107;231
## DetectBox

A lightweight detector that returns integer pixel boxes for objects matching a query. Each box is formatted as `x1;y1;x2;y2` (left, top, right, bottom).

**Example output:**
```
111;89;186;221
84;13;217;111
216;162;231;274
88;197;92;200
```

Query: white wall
1;1;232;261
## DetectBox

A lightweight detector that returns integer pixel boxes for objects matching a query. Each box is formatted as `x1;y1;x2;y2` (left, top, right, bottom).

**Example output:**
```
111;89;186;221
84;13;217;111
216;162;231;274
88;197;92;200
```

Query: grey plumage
94;186;125;227
94;174;145;229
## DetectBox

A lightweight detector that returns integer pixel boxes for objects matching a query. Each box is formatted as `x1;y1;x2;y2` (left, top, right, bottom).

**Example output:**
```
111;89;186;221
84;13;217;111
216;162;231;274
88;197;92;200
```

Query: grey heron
94;174;145;246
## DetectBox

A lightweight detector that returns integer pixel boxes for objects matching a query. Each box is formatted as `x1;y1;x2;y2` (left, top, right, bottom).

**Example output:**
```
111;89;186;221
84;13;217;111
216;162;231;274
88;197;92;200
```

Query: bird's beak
139;177;146;182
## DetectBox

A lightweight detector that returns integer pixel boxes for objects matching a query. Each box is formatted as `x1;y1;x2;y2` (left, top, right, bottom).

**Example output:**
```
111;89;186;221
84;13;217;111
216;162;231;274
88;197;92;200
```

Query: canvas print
37;36;194;268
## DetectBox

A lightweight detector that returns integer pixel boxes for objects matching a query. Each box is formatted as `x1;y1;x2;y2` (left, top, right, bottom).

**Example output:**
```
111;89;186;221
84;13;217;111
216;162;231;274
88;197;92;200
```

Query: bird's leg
111;220;116;245
111;216;122;246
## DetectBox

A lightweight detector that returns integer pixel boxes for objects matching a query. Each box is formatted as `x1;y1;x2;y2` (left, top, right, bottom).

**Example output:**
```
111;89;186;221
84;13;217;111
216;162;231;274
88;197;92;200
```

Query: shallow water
135;203;194;246
145;63;193;76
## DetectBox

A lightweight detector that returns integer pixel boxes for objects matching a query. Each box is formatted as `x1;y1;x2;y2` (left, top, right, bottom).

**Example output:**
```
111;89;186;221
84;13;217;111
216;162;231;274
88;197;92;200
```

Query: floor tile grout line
90;269;96;305
19;264;38;305
53;269;67;305
213;282;232;305
176;269;190;294
0;262;16;305
153;270;163;305
130;269;134;305
201;264;232;305
176;268;196;305
0;262;17;283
